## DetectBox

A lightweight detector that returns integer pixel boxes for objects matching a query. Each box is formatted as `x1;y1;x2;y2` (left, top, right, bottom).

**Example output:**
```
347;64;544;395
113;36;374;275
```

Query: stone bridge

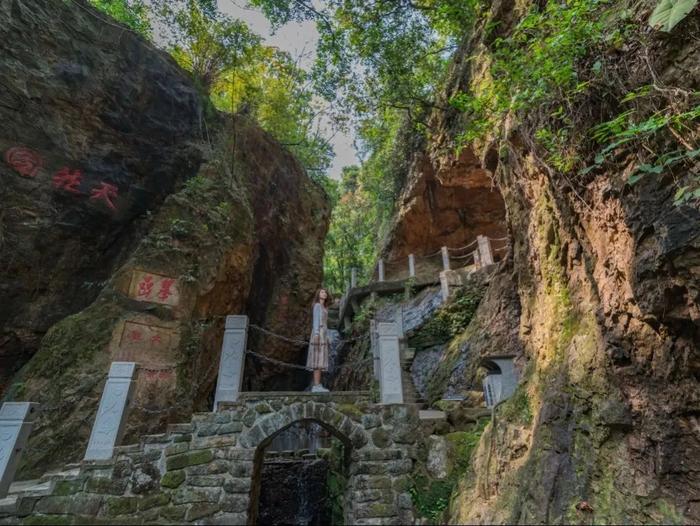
0;392;421;525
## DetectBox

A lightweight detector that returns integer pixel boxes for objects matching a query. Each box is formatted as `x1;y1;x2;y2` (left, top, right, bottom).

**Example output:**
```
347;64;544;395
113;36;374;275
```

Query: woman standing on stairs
307;288;330;392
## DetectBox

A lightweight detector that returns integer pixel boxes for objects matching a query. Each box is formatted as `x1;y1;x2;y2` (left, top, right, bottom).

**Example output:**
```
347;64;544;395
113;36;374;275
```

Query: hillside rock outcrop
0;0;329;476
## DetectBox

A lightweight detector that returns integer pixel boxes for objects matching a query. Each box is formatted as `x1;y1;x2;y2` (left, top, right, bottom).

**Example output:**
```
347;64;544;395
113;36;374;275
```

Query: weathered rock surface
379;4;700;525
0;0;329;476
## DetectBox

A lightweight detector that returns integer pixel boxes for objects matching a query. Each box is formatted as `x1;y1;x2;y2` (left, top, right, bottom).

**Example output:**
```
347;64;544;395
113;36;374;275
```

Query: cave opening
250;420;349;526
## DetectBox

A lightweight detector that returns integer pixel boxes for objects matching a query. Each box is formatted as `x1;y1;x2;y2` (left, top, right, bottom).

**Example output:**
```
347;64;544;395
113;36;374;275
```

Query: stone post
477;235;494;266
377;322;403;404
441;246;450;271
439;271;450;302
84;362;137;461
350;267;358;288
214;315;249;410
408;254;416;278
0;402;39;498
378;259;385;282
370;319;380;379
473;249;481;269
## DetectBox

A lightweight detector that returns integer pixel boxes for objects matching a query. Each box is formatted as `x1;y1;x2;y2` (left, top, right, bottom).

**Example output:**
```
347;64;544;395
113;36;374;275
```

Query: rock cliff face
0;0;329;476
383;4;700;524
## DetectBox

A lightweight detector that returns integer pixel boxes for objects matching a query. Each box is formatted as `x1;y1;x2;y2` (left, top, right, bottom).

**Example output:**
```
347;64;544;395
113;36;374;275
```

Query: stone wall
1;394;423;525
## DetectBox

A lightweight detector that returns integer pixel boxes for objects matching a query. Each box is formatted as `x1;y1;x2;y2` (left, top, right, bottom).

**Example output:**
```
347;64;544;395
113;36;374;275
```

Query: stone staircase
399;343;449;434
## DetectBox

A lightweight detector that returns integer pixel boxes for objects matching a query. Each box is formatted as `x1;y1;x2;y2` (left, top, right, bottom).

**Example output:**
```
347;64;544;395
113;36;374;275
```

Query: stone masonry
0;392;422;525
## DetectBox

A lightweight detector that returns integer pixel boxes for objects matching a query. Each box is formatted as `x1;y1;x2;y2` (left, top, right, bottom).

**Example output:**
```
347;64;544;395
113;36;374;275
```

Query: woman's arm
312;303;321;334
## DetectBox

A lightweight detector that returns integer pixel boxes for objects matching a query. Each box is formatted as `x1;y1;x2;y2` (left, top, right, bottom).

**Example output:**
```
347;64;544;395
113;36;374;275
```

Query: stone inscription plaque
128;270;181;307
114;320;178;369
0;402;39;498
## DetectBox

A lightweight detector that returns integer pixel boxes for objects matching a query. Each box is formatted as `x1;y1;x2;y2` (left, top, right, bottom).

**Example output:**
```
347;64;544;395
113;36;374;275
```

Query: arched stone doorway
241;402;367;525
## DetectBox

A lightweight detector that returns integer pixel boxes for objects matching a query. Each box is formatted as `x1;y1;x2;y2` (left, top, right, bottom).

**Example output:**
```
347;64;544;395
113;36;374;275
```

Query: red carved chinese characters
90;182;119;210
4;147;43;178
127;329;143;342
52;168;83;194
158;279;176;301
137;275;154;298
151;334;163;345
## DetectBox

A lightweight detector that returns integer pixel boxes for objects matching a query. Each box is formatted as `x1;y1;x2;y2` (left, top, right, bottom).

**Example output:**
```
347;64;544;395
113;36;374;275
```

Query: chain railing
343;233;510;298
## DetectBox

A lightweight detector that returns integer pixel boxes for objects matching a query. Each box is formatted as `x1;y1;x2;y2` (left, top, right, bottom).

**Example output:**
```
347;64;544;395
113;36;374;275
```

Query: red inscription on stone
151;334;163;345
137;275;154;298
90;182;118;210
52;167;83;194
4;147;43;178
158;279;176;301
127;329;143;342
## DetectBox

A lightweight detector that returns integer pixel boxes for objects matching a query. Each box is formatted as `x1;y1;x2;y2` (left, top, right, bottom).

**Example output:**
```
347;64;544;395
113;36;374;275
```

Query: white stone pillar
370;319;380;379
0;402;39;498
351;267;358;288
377;322;403;404
439;271;450;302
84;362;137;461
473;249;481;269
408;254;416;278
441;246;450;271
477;235;494;266
378;259;385;282
214;315;249;410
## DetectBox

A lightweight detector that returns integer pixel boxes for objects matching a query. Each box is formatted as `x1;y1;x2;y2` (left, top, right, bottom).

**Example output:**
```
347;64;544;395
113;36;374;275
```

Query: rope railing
248;323;364;346
358;233;510;289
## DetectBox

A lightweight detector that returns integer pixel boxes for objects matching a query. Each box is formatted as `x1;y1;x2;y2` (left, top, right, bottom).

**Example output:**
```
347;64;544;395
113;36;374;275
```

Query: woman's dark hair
312;288;332;306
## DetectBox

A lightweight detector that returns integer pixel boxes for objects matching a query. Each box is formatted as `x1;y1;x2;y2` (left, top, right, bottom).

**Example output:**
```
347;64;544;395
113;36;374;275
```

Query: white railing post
84;362;137;461
477;235;494;266
377;322;403;404
441;246;450;271
214;315;249;410
473;249;481;269
0;402;39;498
351;267;358;288
408;254;416;278
378;259;385;282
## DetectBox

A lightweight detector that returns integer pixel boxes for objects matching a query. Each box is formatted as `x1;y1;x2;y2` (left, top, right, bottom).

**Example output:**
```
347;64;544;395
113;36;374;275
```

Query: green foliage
410;287;482;349
649;0;698;31
498;385;533;425
410;475;454;523
323;166;380;292
169;4;261;94
89;0;151;36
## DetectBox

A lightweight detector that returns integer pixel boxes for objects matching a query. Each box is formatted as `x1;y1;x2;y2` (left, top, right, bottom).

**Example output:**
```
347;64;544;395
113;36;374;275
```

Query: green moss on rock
160;470;186;489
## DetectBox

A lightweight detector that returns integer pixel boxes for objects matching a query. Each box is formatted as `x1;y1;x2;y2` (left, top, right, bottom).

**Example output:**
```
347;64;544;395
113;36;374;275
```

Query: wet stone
104;496;138;516
160;504;188;521
362;414;381;429
185;459;229;475
223;478;252;493
165;442;189;456
166;449;214;470
160;470;186;489
242;409;257;427
84;477;128;495
172;487;221;505
220;494;249;513
137;493;170;511
218;421;243;435
187;475;225;487
186;502;220;521
372;427;392;448
196;424;220;437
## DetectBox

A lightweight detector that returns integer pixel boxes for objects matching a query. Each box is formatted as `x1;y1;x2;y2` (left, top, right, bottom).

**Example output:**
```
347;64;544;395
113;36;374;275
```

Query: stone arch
241;401;368;525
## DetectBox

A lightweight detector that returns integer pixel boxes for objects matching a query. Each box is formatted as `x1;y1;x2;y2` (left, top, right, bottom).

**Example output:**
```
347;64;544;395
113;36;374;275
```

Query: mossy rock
160;470;186;489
